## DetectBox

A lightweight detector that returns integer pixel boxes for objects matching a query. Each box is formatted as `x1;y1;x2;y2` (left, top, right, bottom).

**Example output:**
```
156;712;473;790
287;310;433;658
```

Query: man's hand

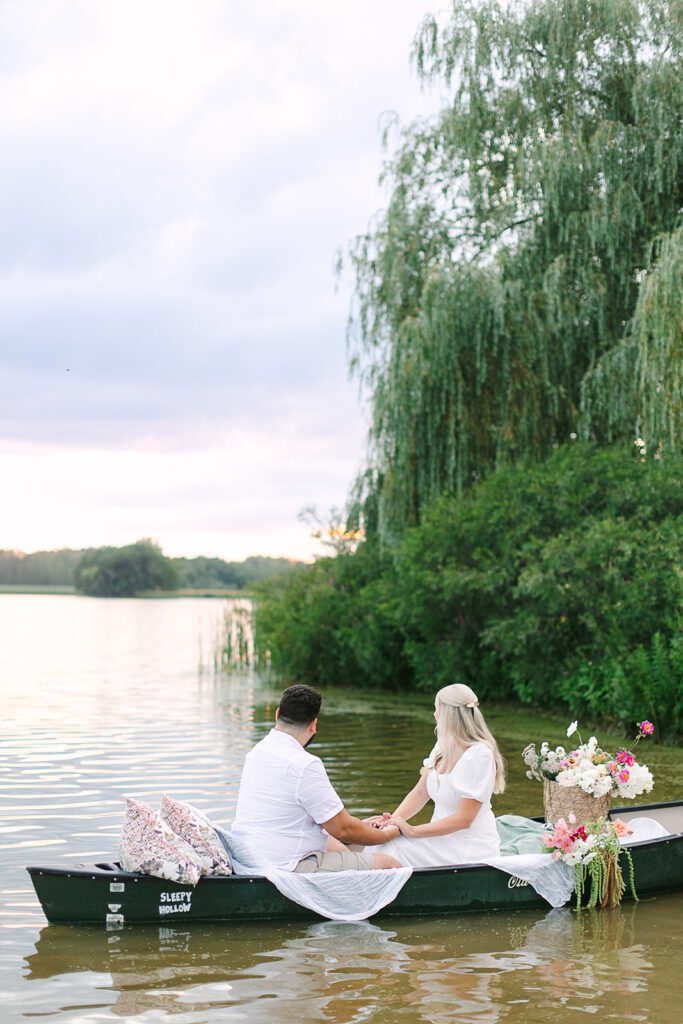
322;809;399;846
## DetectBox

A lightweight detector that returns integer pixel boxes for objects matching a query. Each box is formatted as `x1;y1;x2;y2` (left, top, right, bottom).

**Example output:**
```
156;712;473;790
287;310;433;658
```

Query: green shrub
254;540;410;689
254;444;683;736
557;634;683;742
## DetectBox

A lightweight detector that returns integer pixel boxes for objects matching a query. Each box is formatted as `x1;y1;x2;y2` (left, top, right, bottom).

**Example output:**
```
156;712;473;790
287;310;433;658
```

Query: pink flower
613;818;631;837
618;769;630;783
616;750;635;767
639;721;654;735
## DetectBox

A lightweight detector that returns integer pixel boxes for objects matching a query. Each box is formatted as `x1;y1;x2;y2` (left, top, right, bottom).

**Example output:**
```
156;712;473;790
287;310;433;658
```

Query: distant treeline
0;545;299;593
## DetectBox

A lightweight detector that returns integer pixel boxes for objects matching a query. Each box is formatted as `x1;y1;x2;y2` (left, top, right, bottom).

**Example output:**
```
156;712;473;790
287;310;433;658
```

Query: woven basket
543;779;610;827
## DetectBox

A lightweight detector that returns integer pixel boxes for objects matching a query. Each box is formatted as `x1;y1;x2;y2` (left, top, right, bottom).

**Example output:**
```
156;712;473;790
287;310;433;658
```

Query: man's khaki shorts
293;849;375;873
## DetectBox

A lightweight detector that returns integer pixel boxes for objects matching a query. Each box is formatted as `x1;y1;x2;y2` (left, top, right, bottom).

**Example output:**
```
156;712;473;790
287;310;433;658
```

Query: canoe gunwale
26;797;683;884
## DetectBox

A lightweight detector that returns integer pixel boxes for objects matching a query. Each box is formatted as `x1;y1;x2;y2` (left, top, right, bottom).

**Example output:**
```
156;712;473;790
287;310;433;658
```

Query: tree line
0;542;298;596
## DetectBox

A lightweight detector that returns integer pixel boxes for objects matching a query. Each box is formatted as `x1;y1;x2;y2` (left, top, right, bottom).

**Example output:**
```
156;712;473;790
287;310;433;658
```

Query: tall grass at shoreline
207;600;259;674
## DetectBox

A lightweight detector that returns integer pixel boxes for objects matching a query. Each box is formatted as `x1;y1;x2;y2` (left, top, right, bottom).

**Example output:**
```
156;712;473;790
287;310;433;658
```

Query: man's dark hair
277;685;322;727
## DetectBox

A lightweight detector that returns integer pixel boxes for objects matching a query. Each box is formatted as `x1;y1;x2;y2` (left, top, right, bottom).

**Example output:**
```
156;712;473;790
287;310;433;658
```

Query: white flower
542;752;563;775
522;744;538;767
582;851;597;865
567;721;578;738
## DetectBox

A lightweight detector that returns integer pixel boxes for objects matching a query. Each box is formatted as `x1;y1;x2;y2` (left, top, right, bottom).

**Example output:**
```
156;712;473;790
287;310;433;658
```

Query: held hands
365;812;392;829
385;814;417;838
378;823;400;841
364;813;400;841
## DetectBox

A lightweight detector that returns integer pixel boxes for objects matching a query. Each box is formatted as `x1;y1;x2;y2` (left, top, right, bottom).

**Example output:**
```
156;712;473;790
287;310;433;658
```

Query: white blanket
483;853;575;907
215;826;413;922
214;816;669;920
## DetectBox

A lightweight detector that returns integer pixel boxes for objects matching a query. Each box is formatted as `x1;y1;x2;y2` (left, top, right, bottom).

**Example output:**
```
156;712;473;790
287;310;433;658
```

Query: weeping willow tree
346;0;682;541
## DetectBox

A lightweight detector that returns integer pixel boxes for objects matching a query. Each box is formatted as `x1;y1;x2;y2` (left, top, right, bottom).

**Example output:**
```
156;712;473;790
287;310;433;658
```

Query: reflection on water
0;595;680;1023
22;898;681;1023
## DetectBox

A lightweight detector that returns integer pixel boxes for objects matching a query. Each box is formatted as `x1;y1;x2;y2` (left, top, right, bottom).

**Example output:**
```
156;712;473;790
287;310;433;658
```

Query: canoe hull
27;832;683;926
27;802;683;925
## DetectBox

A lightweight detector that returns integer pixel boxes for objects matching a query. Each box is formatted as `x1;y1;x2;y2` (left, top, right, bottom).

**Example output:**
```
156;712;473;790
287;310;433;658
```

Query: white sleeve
423;743;439;771
296;757;344;824
452;745;495;802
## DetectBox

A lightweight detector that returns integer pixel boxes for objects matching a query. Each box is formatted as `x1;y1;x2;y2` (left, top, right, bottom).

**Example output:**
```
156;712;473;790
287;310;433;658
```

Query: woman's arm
388;798;482;838
391;771;430;821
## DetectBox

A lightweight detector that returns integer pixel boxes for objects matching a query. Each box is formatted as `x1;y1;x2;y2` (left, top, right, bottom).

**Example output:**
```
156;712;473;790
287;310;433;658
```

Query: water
1;595;680;1022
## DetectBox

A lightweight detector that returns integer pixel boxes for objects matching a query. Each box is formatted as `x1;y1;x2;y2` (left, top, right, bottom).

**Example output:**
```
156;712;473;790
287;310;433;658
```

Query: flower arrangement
542;814;637;908
522;721;654;800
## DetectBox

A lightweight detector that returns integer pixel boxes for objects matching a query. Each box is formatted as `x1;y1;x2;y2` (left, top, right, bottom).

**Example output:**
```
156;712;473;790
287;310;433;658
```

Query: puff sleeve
422;743;439;771
452;744;495;802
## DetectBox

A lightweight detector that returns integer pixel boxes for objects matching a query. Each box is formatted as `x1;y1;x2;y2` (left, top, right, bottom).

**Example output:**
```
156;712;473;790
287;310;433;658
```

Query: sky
0;0;442;562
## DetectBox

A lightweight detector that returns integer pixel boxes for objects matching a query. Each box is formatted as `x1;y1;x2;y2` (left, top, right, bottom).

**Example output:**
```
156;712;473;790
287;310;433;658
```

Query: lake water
1;595;680;1022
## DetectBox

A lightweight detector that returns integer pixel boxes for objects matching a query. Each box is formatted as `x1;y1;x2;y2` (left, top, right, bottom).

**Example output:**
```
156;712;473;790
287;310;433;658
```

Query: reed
212;600;258;673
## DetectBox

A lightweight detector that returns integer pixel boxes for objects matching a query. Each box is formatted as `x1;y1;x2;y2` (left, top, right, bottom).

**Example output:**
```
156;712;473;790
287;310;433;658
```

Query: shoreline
0;585;251;598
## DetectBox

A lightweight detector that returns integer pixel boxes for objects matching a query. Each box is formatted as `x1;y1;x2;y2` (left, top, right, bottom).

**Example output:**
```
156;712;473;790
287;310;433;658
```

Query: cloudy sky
0;0;443;561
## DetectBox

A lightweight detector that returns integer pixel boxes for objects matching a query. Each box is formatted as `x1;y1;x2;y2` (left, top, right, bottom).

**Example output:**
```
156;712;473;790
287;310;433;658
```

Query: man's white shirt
232;728;344;870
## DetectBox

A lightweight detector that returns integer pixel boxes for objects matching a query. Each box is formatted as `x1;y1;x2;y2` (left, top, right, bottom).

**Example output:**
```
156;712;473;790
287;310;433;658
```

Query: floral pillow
159;795;232;876
119;797;203;886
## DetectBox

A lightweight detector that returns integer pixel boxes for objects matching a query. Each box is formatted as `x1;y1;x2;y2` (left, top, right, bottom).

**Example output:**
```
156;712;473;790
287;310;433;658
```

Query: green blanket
496;814;547;855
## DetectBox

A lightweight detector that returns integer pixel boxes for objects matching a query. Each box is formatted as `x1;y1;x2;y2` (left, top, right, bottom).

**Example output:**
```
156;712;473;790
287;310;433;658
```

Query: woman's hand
386;814;417;838
363;813;391;829
378;823;400;841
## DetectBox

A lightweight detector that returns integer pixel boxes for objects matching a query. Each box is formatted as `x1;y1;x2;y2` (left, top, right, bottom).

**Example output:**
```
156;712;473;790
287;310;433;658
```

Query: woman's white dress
375;743;500;868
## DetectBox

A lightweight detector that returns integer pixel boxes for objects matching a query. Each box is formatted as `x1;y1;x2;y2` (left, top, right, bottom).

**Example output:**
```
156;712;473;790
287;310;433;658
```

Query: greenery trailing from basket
543;816;638;910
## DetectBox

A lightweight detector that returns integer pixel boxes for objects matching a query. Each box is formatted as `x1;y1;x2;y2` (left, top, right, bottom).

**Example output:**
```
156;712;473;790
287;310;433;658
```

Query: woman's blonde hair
426;683;505;794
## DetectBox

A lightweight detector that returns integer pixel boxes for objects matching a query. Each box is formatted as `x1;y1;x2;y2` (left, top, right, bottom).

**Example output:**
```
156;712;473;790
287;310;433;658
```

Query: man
232;684;401;872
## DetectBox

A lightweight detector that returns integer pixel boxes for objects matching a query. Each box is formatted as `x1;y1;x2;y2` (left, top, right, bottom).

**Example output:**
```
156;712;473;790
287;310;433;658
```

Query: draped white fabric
215;825;413;922
483;854;575;908
213;816;669;920
260;864;414;922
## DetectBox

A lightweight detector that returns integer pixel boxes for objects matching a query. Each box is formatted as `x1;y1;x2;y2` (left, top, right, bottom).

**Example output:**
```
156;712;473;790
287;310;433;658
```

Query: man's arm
322;809;399;846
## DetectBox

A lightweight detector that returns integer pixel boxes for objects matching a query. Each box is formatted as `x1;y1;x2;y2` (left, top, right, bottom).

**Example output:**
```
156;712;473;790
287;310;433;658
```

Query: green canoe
27;802;683;926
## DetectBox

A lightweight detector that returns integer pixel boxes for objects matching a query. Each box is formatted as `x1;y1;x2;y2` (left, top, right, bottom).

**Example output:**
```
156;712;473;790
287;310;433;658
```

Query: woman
367;683;505;868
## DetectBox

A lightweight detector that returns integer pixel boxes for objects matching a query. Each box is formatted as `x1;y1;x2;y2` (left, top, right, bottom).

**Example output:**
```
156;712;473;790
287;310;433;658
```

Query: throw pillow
159;795;232;876
119;797;203;886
